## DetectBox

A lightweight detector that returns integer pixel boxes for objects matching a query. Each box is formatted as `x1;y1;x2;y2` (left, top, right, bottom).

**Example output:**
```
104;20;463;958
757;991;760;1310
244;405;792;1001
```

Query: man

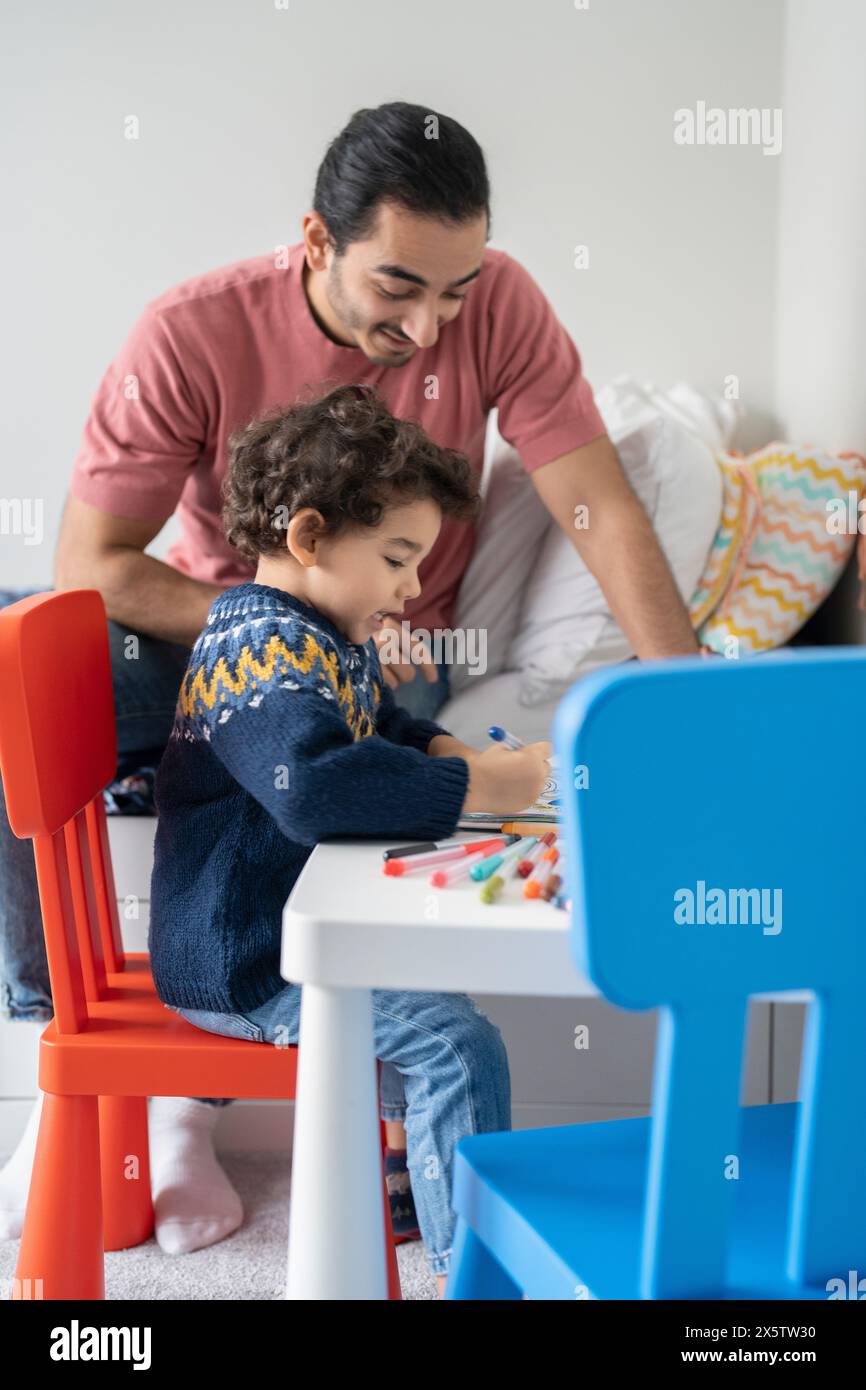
0;100;697;1256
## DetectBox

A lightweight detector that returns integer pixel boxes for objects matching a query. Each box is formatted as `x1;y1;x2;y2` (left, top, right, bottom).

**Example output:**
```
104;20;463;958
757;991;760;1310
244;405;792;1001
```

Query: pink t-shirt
69;242;606;632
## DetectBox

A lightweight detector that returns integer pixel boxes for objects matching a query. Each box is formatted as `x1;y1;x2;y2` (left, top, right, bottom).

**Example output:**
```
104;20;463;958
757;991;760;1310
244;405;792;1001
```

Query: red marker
383;837;511;877
429;847;492;888
517;831;556;877
382;835;515;862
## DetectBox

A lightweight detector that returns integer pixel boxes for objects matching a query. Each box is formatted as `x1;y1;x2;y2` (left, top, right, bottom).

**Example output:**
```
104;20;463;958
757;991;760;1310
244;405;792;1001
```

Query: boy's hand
463;741;552;816
427;733;478;762
373;617;439;690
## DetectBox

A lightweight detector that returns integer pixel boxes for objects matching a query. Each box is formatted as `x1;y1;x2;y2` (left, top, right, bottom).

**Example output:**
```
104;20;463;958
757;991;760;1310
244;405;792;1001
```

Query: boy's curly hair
221;382;481;563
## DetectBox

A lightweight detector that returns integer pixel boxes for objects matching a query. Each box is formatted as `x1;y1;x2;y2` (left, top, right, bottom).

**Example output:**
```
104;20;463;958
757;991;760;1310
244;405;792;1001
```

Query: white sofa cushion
448;412;551;696
505;417;666;703
444;376;729;713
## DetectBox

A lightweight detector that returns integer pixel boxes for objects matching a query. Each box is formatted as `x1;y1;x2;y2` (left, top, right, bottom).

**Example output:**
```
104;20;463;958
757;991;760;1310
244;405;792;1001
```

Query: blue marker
470;836;537;881
487;724;525;750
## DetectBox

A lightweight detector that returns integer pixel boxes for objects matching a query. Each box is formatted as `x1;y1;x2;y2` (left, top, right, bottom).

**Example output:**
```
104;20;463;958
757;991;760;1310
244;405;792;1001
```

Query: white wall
771;0;866;1051
775;0;866;452
1;0;785;590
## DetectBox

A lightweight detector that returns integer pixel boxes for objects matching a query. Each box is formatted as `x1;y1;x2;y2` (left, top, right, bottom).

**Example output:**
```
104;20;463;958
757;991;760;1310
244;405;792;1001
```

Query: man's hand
530;433;700;658
373;615;440;690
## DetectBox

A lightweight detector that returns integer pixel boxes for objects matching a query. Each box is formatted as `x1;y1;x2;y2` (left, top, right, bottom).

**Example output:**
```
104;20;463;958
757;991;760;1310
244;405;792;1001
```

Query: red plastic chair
0;589;403;1300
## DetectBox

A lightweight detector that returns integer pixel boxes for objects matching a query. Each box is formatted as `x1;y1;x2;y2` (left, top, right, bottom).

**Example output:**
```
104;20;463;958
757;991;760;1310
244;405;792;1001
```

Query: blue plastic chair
445;649;866;1299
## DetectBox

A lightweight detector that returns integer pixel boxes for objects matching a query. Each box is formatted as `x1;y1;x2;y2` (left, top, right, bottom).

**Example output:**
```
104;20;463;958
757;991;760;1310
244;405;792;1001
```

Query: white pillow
446;376;727;708
612;375;742;453
502;419;659;702
448;410;551;696
505;406;723;705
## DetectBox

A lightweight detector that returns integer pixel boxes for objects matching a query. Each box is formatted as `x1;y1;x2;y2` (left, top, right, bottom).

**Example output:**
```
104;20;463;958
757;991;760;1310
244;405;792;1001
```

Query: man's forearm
578;494;699;658
66;547;227;647
531;435;700;660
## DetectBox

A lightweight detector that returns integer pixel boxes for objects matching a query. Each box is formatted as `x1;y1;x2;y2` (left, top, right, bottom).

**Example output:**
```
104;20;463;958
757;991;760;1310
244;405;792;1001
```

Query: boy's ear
287;508;327;566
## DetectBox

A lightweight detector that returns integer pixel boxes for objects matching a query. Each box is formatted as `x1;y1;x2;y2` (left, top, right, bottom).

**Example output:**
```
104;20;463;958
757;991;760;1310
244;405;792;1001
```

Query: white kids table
279;832;810;1300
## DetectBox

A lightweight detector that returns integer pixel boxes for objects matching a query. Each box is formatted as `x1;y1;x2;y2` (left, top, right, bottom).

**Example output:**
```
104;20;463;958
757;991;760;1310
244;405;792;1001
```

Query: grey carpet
0;1149;438;1300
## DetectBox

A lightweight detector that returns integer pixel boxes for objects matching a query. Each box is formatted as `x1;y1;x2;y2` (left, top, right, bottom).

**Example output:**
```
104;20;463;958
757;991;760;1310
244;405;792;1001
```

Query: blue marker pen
469;836;537;881
487;724;525;751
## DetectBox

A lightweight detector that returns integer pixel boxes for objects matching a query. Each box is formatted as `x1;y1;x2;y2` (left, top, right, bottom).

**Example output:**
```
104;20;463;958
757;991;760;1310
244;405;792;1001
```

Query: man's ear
286;508;327;568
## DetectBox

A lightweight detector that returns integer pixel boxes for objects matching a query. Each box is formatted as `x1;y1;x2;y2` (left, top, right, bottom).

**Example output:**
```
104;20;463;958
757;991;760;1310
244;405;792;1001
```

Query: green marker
480;874;506;904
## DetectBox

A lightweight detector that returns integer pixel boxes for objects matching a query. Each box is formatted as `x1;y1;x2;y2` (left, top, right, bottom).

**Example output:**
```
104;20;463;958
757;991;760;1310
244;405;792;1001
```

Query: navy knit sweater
148;581;470;1012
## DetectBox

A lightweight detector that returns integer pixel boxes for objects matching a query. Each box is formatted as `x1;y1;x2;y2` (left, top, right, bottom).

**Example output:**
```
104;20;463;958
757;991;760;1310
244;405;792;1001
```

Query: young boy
148;382;551;1296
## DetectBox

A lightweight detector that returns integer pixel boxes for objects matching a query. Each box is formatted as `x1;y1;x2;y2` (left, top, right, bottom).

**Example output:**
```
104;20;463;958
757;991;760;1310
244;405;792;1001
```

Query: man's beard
327;259;411;366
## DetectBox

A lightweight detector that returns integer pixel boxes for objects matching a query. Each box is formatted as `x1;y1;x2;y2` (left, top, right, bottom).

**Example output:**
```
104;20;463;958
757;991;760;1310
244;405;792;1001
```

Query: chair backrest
553;648;866;1296
0;590;126;1032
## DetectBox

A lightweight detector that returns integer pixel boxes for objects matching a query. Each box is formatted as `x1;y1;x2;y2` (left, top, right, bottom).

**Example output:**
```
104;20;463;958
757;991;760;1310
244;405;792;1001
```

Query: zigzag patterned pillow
688;444;866;654
688;462;752;629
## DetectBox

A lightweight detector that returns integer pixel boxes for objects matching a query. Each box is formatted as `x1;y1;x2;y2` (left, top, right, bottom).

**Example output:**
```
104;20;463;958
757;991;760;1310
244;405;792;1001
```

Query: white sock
0;1093;243;1252
0;1089;45;1240
148;1096;243;1255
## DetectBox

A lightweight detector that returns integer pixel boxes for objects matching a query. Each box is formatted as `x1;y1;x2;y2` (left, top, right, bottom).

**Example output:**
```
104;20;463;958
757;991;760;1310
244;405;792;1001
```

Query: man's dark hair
312;100;491;254
222;382;481;563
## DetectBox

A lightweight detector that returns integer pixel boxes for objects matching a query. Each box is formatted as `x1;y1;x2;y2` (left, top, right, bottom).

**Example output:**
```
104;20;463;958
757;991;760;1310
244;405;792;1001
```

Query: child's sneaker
384;1147;421;1243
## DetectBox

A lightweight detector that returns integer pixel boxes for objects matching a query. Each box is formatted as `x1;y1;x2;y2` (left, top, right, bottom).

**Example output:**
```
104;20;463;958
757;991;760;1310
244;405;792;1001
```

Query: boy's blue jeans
0;588;511;1272
164;986;511;1276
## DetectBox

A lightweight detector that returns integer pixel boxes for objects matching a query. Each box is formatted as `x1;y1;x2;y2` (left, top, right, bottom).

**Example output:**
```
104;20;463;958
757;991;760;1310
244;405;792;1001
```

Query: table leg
286;983;387;1299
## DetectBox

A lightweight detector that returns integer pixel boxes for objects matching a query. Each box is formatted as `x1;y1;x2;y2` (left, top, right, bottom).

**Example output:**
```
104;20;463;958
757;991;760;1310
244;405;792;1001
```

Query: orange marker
524;859;554;899
500;821;559;836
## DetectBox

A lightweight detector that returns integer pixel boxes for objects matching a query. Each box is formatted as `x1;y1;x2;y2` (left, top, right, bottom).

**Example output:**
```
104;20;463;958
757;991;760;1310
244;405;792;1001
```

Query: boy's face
303;495;443;646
